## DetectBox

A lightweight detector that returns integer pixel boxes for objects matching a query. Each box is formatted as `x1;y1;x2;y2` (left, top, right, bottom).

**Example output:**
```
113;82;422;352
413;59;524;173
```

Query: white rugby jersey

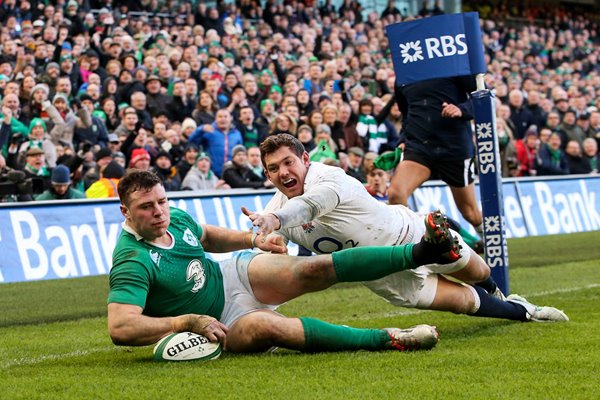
264;162;416;253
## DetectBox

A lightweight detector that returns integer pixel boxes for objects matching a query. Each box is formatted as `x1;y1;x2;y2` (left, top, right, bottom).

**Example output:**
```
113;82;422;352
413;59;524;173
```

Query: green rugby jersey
108;207;225;319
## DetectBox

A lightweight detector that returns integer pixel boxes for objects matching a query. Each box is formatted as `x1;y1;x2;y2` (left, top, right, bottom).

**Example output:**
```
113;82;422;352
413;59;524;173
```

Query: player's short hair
259;134;305;168
118;169;162;206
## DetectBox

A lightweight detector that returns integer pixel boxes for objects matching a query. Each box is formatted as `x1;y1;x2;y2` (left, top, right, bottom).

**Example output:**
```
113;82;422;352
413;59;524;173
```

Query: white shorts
363;210;471;308
218;251;280;327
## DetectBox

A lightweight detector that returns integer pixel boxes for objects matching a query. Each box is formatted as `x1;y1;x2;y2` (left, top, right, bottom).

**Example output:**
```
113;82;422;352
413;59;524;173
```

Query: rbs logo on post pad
387;12;486;85
399;35;468;64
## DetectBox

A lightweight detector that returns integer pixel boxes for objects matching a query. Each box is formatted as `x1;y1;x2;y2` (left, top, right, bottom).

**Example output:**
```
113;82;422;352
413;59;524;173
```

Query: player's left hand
254;233;287;254
441;102;463;118
241;206;281;236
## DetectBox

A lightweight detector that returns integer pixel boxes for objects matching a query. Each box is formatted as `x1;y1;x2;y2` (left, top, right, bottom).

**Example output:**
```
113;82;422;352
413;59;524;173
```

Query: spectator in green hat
268;85;283;106
18;118;58;168
222;52;236;69
180;151;230;191
258;69;275;98
257;99;277;127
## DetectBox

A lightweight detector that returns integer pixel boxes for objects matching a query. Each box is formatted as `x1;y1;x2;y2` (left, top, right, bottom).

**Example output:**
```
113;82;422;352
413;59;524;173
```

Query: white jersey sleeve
265;163;351;228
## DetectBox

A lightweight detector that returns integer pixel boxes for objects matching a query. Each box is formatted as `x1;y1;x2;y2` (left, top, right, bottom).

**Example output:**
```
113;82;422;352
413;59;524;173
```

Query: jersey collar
122;221;145;241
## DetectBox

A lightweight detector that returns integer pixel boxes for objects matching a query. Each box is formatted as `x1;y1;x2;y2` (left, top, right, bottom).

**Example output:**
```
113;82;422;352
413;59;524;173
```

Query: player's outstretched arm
200;223;287;254
242;183;339;236
108;303;178;346
108;303;229;346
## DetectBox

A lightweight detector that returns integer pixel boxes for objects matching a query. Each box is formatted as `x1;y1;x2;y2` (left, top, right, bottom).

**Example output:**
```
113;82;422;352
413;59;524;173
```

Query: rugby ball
153;332;222;361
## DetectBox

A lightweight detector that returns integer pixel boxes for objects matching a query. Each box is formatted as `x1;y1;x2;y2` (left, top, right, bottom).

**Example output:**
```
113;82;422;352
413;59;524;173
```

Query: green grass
1;232;600;399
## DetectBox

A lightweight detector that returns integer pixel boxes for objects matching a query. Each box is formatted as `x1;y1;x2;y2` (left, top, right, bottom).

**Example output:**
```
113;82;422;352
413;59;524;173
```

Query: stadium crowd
0;0;598;202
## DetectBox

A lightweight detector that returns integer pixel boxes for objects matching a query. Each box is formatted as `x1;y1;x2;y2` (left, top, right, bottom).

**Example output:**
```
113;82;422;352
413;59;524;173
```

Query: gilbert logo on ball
153;332;222;361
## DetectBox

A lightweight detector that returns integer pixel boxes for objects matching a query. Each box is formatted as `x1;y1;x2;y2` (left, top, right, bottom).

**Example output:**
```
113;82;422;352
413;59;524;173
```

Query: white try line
2;346;115;369
331;283;600;322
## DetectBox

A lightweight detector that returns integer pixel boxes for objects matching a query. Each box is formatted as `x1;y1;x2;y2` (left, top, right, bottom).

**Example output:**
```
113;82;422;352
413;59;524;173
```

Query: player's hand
441;102;462;118
241;206;281;236
254;233;287;254
172;314;228;344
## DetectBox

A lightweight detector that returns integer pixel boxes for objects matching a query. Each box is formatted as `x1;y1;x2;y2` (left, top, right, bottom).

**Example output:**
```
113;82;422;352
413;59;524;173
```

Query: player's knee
388;186;408;205
433;286;475;315
474;266;490;282
453;287;477;315
469;254;491;282
227;314;280;352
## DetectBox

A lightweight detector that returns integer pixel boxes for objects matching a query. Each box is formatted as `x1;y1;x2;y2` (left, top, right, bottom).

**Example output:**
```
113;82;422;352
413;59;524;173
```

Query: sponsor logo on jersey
301;222;315;233
182;228;198;247
186;259;206;292
149;249;161;267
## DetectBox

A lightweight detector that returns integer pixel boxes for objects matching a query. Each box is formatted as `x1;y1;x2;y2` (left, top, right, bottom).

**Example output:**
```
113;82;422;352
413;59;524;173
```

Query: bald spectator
526;90;547;129
130;91;153;129
508;90;534;140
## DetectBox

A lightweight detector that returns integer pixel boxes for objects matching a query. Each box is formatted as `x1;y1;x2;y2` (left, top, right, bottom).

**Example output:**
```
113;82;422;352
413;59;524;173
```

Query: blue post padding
471;89;510;294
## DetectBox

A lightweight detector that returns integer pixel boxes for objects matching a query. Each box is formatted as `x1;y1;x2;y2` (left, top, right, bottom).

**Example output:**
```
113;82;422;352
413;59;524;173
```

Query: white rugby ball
153;332;222;361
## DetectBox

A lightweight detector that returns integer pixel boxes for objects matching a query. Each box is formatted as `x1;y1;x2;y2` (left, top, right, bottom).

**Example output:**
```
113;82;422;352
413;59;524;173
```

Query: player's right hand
241;207;281;236
172;314;228;344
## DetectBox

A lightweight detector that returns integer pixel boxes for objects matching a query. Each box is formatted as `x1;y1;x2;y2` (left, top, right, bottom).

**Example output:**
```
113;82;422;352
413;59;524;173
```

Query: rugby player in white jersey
243;134;568;322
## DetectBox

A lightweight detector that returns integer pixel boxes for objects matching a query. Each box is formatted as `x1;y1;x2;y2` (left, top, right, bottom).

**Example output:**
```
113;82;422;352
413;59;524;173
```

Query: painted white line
525;283;600;297
2;346;115;369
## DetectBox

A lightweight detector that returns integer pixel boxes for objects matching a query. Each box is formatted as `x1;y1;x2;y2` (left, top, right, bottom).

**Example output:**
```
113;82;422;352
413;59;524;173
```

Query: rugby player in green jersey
108;170;462;353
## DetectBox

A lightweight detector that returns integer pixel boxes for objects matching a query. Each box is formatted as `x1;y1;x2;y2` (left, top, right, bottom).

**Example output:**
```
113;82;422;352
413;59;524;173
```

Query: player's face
121;184;170;241
264;146;310;198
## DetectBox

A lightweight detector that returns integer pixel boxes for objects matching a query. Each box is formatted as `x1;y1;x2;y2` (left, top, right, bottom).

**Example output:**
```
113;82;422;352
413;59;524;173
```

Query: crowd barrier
0;175;598;284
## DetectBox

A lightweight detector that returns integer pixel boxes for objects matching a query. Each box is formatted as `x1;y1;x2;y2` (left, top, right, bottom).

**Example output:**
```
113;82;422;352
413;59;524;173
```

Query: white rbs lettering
424;34;468;58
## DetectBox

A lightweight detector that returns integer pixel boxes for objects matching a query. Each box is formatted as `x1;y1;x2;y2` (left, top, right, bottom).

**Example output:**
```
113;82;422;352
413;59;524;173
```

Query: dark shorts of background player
403;150;476;187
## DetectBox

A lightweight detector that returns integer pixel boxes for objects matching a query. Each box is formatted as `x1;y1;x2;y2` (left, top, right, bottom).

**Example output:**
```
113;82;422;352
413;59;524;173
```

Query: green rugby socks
331;245;416;282
300;317;387;351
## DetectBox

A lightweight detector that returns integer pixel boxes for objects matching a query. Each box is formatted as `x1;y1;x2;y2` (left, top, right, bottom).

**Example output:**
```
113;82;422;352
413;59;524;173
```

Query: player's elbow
107;315;138;346
108;325;133;346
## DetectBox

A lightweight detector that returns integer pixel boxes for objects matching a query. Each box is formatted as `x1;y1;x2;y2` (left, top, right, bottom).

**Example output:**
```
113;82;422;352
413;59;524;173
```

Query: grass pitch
1;232;599;399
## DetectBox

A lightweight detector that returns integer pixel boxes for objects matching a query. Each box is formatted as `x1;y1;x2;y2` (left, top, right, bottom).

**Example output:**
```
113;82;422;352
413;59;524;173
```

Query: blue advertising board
1;176;599;284
0;192;275;283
